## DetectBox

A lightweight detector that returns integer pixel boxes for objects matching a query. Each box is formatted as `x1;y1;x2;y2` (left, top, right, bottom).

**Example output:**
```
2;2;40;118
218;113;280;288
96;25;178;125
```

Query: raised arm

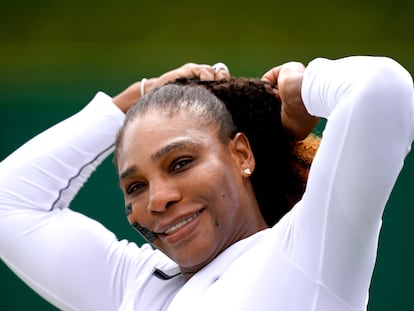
0;63;230;310
269;56;414;310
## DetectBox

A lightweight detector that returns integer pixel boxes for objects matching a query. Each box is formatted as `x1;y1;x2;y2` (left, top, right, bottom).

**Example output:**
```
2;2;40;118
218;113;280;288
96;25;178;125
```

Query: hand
155;62;230;87
113;62;230;113
261;62;319;140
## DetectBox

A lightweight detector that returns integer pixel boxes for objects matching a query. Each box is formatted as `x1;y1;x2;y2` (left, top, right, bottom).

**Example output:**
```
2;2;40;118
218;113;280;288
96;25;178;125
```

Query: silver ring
212;62;229;73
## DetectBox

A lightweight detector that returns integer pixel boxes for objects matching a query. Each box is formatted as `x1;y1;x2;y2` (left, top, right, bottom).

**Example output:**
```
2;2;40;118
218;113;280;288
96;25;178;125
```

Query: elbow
371;57;414;145
361;57;413;122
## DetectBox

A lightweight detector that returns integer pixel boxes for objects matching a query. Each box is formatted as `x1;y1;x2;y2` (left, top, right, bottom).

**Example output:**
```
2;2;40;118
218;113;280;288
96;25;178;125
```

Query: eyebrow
119;166;138;181
151;139;199;161
119;139;200;181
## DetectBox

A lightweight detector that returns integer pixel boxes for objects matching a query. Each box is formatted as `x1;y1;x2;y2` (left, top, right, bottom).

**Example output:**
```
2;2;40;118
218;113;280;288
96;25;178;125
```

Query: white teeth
164;212;199;235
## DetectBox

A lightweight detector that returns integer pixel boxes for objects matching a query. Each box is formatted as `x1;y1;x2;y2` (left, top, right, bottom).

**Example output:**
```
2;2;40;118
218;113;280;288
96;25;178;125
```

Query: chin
174;246;220;274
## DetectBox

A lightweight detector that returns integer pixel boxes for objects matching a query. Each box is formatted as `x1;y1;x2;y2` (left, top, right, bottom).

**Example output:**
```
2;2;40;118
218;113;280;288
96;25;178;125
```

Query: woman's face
117;110;265;276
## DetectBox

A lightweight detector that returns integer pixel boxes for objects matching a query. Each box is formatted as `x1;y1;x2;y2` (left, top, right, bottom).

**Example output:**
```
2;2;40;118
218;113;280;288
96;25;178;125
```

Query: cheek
212;190;238;225
205;172;242;224
201;155;239;191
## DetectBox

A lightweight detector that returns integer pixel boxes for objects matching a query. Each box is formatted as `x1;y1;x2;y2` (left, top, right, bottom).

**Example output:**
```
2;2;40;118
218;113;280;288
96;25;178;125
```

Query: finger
215;70;231;80
212;62;230;80
212;62;229;74
279;62;305;76
196;66;215;81
261;65;282;85
194;62;231;81
157;63;207;85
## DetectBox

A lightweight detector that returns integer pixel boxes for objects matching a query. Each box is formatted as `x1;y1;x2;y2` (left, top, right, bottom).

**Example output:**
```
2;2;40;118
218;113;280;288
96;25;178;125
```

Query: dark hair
115;78;319;226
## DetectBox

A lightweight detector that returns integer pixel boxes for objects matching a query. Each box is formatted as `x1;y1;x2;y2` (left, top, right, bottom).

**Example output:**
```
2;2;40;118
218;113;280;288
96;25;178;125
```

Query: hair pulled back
115;77;319;226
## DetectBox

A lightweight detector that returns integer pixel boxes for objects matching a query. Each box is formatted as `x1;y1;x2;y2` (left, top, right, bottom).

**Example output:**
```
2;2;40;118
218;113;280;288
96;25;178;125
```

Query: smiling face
117;108;267;278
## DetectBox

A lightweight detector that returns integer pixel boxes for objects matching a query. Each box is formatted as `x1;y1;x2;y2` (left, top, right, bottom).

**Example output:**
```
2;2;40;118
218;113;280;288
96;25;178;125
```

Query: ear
230;133;255;177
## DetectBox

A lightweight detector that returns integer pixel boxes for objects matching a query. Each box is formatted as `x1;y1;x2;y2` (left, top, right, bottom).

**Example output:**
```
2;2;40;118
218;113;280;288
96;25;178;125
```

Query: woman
0;57;413;310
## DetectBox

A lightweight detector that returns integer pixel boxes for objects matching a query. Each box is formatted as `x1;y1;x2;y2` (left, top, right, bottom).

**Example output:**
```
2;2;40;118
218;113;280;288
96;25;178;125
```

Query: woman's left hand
261;62;319;140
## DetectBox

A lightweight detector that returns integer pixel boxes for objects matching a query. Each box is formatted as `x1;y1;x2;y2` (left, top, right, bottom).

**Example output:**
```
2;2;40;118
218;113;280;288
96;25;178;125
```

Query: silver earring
243;168;252;176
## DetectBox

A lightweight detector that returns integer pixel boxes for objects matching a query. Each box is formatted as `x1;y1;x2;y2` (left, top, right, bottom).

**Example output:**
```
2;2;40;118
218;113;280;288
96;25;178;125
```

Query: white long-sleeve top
1;56;413;311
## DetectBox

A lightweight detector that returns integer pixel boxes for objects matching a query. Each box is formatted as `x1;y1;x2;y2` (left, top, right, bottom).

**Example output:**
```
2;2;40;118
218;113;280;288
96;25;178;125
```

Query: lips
163;212;200;235
157;209;203;236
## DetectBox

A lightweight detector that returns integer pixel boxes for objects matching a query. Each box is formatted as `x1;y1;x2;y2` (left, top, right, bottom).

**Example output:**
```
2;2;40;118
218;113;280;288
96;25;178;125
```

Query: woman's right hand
113;63;230;113
261;62;319;140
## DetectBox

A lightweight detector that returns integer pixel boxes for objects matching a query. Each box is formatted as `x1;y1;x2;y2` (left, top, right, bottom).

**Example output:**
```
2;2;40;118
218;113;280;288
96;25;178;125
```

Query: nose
147;177;181;213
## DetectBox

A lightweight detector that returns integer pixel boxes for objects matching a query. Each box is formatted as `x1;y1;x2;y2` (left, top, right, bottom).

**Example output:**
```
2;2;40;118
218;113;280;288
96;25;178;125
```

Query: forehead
124;109;212;138
118;111;218;163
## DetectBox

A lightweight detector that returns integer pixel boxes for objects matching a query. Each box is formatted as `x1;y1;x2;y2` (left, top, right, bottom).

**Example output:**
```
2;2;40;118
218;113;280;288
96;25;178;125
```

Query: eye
126;182;145;195
172;158;193;171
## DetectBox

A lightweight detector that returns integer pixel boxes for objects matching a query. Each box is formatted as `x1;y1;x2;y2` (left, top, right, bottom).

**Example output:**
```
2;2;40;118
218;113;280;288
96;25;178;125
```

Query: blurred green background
1;0;413;309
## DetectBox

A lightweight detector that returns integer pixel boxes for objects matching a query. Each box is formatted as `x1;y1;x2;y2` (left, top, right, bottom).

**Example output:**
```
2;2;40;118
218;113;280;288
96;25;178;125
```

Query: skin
262;61;320;140
117;111;268;280
113;63;230;113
